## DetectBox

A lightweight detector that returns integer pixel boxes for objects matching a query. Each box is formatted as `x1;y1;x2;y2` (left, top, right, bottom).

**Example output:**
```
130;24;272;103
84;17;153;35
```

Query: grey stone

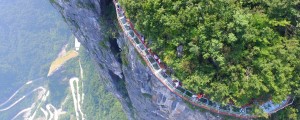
50;0;217;120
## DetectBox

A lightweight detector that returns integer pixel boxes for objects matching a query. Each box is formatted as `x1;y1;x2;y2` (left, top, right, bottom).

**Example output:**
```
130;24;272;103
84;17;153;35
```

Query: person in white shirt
141;35;145;43
153;54;158;60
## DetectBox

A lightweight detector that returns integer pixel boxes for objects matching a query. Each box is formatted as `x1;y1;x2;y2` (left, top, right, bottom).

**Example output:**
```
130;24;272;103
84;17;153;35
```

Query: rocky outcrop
50;0;217;119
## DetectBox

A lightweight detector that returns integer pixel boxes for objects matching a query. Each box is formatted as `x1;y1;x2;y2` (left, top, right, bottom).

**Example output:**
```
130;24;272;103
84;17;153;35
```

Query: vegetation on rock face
79;50;127;120
119;0;300;114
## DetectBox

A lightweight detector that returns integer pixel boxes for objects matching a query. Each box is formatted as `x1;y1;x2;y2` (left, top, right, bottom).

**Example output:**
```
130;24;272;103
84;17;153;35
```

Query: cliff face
50;0;217;119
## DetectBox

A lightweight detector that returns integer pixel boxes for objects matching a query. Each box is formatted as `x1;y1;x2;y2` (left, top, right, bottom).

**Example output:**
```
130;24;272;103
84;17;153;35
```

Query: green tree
119;0;300;116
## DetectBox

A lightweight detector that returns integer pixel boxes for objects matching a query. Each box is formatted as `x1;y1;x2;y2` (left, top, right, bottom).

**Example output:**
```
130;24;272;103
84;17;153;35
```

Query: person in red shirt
197;93;204;99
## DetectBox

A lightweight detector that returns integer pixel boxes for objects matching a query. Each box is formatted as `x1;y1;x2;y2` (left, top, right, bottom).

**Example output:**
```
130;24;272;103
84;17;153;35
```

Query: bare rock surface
50;0;218;119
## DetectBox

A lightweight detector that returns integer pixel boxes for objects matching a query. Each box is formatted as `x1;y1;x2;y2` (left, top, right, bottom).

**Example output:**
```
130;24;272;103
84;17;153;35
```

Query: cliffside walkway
112;0;293;118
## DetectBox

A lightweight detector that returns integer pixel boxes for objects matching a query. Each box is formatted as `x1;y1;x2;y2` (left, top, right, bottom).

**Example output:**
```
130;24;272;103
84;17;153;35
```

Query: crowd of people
111;1;297;118
115;0;208;104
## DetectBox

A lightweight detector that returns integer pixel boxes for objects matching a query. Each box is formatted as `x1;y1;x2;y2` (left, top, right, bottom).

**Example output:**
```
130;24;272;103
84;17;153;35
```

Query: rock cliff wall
50;0;217;119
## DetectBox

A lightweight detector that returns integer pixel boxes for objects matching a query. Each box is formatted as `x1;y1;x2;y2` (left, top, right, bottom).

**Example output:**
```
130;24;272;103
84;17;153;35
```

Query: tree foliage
119;0;300;109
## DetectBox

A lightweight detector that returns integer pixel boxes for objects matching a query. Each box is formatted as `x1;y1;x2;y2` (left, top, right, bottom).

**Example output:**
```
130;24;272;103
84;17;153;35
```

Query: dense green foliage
120;0;299;111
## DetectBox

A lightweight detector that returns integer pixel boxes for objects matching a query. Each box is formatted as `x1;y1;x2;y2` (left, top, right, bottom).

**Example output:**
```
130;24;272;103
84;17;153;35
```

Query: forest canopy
119;0;300;107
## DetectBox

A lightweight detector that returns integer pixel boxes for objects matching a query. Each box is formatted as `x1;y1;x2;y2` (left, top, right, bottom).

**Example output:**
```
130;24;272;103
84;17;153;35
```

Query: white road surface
11;107;32;120
0;87;45;112
79;60;85;104
70;77;85;120
0;78;40;107
40;107;48;120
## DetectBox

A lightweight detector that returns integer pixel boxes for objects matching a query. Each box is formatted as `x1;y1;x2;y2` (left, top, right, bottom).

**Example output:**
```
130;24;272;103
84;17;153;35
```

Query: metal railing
112;0;293;118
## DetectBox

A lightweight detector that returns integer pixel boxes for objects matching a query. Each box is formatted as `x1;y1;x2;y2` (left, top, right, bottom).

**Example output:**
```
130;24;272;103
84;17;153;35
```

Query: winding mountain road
0;77;43;107
70;77;85;120
0;87;46;112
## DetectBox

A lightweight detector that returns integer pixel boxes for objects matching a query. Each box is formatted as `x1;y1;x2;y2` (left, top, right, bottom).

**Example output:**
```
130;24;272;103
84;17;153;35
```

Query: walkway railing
112;0;293;119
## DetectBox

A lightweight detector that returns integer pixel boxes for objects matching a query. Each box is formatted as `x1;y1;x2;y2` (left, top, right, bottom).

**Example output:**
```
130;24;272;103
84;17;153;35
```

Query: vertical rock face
50;0;216;120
